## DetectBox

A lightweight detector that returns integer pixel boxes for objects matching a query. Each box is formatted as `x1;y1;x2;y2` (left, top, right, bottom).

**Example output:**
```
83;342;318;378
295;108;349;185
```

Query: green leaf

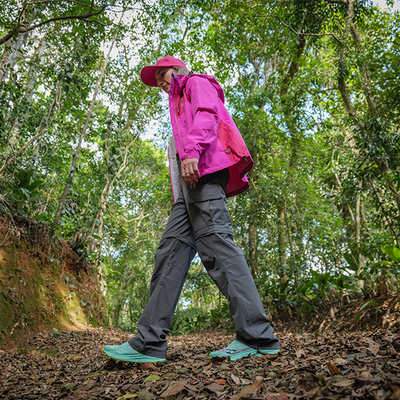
144;375;161;382
355;312;362;323
381;245;400;263
369;260;392;273
370;261;392;267
360;300;378;311
343;253;358;272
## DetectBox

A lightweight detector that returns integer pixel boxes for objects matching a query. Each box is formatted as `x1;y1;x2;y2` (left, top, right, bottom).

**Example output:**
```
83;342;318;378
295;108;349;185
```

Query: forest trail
1;327;399;400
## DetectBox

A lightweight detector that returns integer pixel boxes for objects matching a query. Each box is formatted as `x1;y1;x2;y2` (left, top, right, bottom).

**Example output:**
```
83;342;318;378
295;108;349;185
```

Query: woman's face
155;67;175;93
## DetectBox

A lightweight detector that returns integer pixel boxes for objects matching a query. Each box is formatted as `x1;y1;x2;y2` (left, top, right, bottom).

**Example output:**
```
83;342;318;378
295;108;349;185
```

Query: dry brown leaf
301;387;320;398
272;360;289;367
369;344;380;356
354;376;382;384
382;333;400;343
215;379;226;385
360;371;373;379
104;358;119;369
205;383;226;393
362;337;381;356
140;362;157;371
231;374;241;384
382;335;394;343
391;385;400;400
351;389;365;398
1;328;398;400
266;394;289;400
332;357;347;364
85;379;97;390
331;379;355;387
327;361;341;375
137;391;154;400
230;381;262;400
304;356;321;361
159;381;187;397
363;337;377;346
184;383;198;393
296;348;307;358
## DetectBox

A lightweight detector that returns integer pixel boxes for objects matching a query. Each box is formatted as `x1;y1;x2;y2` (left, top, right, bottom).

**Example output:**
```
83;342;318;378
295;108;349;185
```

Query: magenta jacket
167;73;253;202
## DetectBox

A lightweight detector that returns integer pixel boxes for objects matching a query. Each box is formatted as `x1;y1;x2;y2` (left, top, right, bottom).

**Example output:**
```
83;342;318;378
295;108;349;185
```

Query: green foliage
1;0;400;334
356;300;379;323
171;302;233;335
381;244;400;263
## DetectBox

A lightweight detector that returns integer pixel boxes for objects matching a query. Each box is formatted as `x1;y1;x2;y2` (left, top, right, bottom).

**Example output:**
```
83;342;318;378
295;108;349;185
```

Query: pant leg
198;232;279;349
181;177;279;349
128;198;197;358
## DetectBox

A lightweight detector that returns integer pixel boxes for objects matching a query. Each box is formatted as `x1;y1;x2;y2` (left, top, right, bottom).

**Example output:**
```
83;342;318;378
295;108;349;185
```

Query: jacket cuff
181;149;201;160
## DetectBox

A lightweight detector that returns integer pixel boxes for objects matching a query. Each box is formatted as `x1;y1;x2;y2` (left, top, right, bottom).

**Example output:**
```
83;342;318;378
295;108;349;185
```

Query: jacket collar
170;73;225;104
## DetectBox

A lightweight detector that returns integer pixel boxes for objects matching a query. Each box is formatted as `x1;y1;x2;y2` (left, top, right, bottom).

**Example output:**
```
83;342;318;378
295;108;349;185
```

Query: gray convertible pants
128;170;279;358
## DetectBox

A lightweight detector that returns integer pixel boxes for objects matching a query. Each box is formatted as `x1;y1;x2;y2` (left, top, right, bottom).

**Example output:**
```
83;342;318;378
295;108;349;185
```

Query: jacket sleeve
181;76;219;160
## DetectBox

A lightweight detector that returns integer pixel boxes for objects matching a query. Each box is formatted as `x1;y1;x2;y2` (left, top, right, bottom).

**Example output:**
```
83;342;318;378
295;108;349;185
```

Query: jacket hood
174;73;225;104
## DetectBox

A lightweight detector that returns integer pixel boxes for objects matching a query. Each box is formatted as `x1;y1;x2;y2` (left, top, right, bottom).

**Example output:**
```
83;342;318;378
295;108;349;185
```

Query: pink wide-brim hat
140;55;188;87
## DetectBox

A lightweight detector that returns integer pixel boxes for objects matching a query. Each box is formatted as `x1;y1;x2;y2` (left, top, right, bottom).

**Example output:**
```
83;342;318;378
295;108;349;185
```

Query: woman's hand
181;158;200;187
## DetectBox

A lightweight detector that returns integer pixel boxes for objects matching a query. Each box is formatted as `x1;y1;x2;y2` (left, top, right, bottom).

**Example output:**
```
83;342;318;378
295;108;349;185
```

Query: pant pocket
188;197;233;238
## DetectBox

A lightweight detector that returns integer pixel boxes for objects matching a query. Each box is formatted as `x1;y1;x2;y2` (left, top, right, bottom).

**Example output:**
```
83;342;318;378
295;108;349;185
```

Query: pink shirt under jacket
167;73;253;202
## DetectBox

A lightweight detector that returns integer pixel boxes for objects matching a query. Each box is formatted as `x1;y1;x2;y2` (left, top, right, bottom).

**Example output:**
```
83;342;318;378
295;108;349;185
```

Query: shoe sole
256;349;280;355
209;348;280;361
102;348;166;364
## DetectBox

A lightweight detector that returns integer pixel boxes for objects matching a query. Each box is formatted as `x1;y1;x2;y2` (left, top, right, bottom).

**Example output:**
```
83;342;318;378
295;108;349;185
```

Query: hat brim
140;65;161;87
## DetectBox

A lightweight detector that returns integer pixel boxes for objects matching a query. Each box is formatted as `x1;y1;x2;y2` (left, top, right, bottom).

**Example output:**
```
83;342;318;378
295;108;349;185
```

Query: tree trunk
0;32;28;81
355;180;365;288
248;170;259;282
86;134;138;272
113;301;123;327
337;0;400;215
52;23;122;231
2;34;48;165
0;78;61;176
276;36;307;273
25;35;47;99
277;203;287;269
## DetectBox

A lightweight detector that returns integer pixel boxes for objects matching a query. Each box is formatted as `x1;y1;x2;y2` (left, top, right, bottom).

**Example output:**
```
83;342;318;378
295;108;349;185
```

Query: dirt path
1;327;399;399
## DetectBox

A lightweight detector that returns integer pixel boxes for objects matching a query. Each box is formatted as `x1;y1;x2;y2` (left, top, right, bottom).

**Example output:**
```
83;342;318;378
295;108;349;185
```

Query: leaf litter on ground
0;327;399;399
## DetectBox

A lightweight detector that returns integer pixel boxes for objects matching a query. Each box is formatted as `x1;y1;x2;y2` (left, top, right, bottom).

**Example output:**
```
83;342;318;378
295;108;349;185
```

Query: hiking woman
103;56;280;363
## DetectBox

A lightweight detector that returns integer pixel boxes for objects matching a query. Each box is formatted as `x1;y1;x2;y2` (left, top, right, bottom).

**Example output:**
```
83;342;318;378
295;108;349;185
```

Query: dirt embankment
0;214;107;348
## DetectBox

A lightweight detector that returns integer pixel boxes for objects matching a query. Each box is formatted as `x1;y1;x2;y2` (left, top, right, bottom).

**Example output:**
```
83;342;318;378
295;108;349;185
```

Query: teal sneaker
209;340;280;361
102;342;166;364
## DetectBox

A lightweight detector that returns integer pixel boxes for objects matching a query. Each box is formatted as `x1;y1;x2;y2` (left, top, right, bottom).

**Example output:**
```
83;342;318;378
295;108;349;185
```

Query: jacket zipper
174;95;185;156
